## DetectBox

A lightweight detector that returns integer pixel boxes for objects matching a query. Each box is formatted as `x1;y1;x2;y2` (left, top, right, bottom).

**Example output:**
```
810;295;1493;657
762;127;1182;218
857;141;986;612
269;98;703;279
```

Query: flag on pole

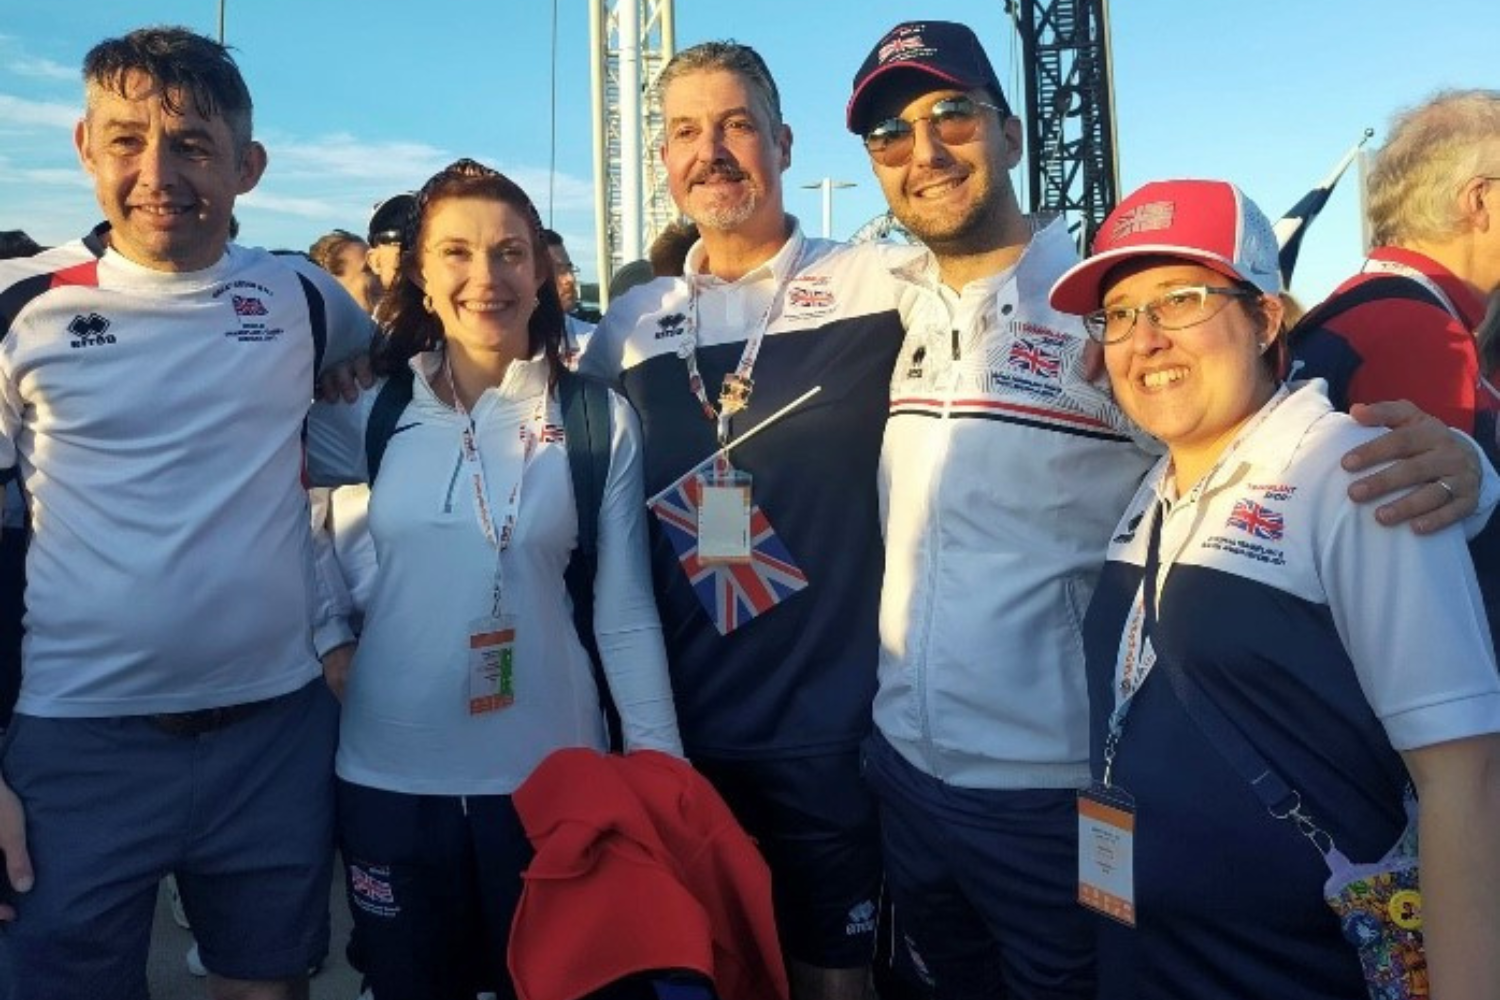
648;453;809;635
1274;128;1374;287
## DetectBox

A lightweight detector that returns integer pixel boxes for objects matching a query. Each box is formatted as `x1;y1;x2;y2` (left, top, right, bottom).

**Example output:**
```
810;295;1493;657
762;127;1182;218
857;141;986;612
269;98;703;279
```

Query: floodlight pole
801;178;857;238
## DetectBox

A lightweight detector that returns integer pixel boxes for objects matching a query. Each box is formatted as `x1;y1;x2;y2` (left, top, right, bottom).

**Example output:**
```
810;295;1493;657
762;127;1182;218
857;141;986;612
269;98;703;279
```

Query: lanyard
678;239;804;446
1359;258;1465;325
444;351;543;617
1102;385;1291;783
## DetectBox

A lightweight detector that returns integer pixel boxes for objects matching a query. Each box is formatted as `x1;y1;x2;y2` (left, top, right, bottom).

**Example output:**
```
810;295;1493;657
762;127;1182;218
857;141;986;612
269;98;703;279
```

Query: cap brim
1048;245;1254;315
846;63;976;132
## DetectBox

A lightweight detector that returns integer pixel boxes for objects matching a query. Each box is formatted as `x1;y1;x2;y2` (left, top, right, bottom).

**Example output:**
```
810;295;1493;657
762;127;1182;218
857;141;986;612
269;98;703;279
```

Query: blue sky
0;1;1491;304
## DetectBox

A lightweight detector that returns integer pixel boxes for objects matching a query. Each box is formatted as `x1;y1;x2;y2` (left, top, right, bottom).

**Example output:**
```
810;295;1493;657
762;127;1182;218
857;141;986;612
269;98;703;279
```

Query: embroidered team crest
785;276;835;319
990;324;1068;399
879;32;924;64
1110;200;1174;240
215;279;284;343
348;862;400;918
1227;498;1284;541
232;294;268;317
1006;337;1061;379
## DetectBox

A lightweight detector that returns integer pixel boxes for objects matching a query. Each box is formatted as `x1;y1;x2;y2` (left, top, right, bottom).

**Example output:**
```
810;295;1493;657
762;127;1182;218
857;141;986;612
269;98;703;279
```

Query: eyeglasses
1083;285;1258;345
862;96;1009;166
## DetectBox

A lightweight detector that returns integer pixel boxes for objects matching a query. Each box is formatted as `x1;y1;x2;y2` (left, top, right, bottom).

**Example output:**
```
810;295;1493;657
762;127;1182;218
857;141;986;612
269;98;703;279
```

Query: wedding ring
1435;478;1457;500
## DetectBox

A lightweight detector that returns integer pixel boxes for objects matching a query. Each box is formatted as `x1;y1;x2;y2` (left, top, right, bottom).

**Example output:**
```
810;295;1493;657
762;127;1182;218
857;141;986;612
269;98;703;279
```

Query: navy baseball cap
847;21;1011;134
367;193;416;247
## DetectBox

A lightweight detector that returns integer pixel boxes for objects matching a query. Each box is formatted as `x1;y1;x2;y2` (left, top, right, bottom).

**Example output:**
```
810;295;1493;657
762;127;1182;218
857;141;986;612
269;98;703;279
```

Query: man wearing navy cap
847;20;1147;998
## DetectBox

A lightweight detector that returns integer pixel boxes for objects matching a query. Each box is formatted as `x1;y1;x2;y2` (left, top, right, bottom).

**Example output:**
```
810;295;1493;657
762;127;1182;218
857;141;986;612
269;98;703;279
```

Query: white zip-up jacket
875;216;1155;789
306;353;680;795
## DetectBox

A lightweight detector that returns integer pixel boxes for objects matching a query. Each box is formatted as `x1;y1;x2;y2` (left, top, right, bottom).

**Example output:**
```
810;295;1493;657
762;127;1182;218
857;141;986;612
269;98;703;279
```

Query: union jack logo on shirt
648;454;809;635
1227;498;1284;541
232;294;268;317
1007;337;1062;379
788;286;834;309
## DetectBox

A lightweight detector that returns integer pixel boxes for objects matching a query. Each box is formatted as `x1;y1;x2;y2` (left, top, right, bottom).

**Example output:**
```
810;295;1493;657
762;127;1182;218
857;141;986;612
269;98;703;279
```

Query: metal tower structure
1008;0;1119;249
590;0;677;308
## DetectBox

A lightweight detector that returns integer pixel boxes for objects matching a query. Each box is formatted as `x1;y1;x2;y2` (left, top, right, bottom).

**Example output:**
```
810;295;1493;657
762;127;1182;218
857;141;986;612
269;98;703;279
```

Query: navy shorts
0;680;337;999
694;750;881;969
338;780;533;1000
862;732;1095;999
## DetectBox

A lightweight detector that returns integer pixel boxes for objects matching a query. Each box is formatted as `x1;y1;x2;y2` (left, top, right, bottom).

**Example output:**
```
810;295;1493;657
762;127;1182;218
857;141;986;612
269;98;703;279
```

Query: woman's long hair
373;158;566;384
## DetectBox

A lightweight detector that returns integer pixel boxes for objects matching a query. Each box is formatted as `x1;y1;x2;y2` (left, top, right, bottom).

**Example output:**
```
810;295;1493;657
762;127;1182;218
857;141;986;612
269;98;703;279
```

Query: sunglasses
862;95;1009;166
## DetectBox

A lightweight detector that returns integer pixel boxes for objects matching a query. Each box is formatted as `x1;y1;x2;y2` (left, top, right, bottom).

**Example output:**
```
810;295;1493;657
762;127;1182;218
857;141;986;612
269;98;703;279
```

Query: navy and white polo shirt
581;228;920;759
1083;381;1500;999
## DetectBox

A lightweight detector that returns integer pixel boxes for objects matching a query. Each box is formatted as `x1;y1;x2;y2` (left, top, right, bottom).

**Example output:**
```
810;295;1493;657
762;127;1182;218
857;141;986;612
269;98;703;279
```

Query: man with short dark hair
0;26;370;1000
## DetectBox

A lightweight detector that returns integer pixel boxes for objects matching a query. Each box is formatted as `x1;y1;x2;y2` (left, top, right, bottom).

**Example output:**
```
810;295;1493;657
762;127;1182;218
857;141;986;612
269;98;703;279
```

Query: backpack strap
364;369;414;482
559;369;622;749
285;265;328;395
1289;275;1450;411
1292;274;1448;338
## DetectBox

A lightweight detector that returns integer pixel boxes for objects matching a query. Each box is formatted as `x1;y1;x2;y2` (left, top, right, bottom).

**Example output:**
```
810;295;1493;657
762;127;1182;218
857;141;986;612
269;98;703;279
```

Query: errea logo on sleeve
67;312;116;349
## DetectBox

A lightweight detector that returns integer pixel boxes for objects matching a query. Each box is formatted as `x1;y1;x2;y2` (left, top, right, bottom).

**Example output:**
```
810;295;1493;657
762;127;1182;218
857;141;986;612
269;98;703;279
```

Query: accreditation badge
1078;781;1137;927
696;467;753;563
467;615;517;714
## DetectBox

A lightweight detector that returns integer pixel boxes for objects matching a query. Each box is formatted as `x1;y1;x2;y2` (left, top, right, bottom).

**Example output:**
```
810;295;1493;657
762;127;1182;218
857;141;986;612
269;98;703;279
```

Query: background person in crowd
607;258;656;300
309;229;380;313
1294;89;1500;652
305;158;681;1000
579;40;922;1000
1052;177;1500;1000
648;218;700;277
366;191;415;311
0;233;42;259
541;228;595;364
0;25;371;1000
0;232;41;737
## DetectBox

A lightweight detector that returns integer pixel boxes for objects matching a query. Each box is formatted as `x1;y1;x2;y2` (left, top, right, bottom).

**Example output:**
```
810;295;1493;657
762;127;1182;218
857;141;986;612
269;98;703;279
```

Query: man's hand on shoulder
1343;400;1481;533
318;353;375;404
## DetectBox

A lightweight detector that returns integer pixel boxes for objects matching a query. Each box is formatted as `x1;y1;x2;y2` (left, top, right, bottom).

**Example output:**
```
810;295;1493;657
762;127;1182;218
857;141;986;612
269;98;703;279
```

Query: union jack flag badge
1227;498;1284;541
648;454;809;635
1110;201;1174;241
232;294;268;317
1006;337;1062;379
350;863;396;905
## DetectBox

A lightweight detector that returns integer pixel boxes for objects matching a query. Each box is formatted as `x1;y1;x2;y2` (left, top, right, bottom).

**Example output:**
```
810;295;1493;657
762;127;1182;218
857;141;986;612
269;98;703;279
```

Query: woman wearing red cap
1049;179;1500;999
